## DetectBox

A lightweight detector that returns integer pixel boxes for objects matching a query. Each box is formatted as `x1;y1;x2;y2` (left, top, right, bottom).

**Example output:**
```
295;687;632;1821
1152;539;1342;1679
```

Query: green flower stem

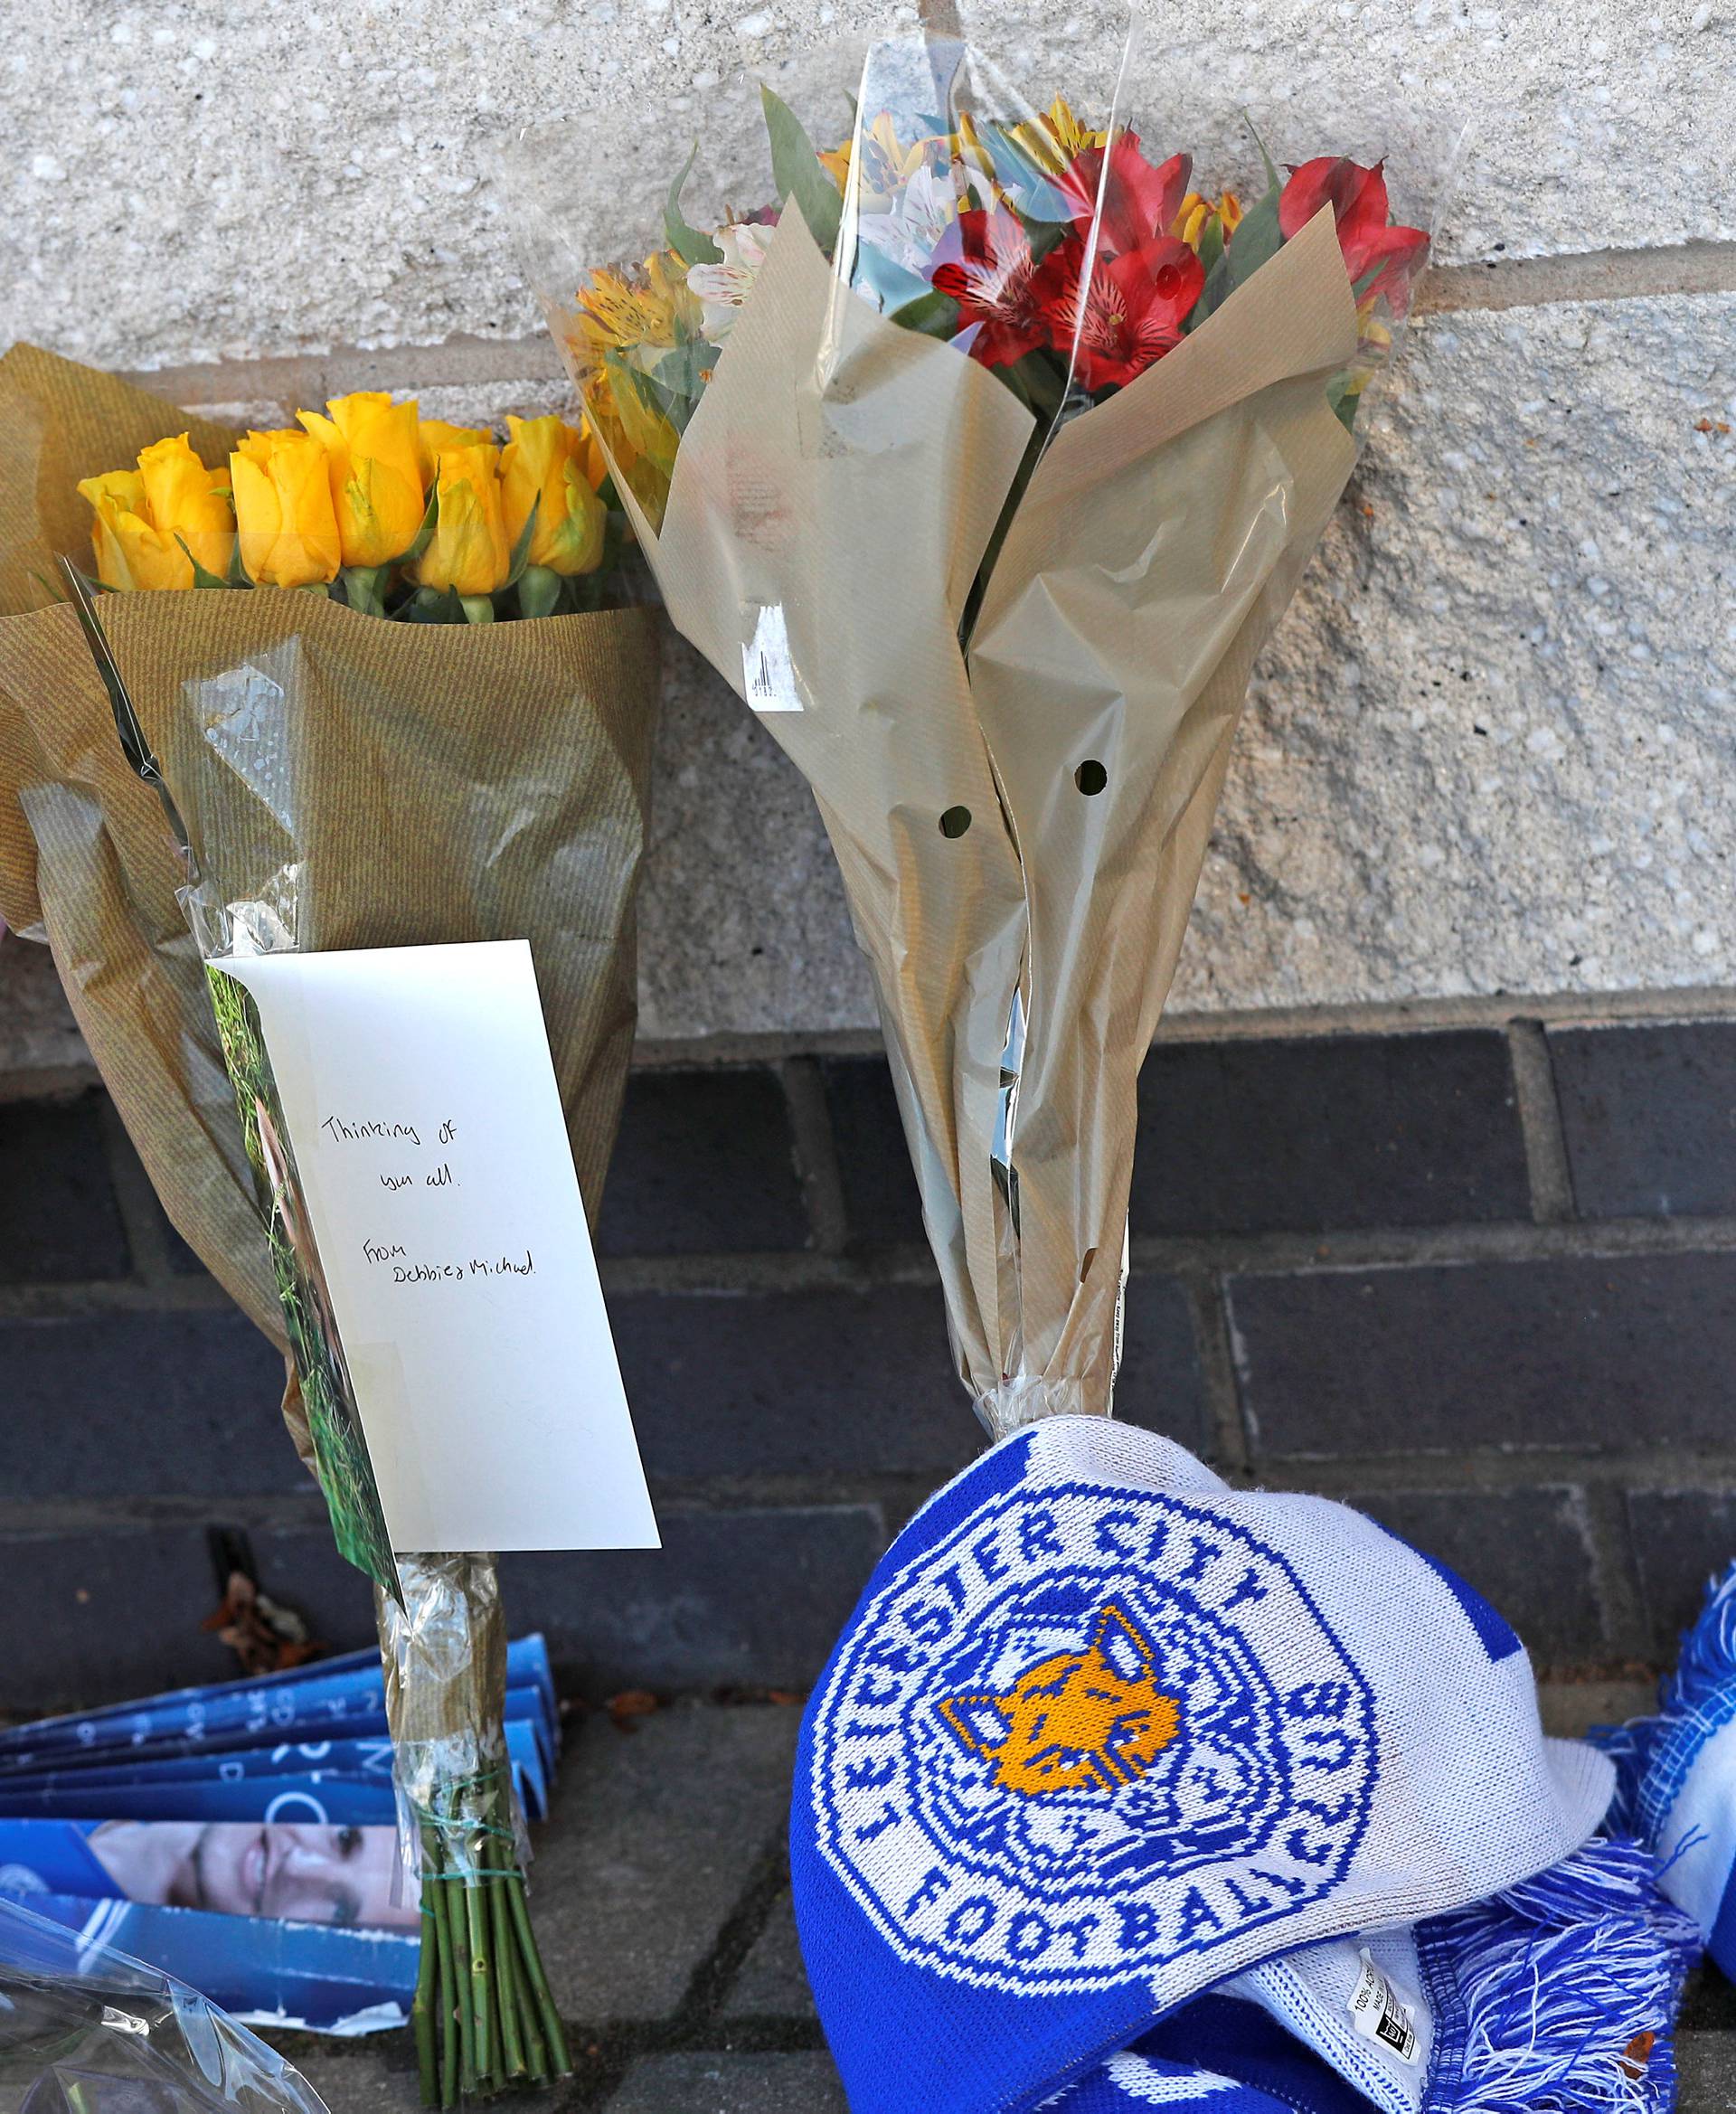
509;1874;571;2076
492;1876;525;2080
440;1877;475;2096
467;1877;494;2084
433;1873;458;2104
412;1885;439;2104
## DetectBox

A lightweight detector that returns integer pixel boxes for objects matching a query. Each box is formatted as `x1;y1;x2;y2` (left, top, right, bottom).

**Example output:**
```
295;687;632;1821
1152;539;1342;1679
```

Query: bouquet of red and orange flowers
552;87;1428;536
522;44;1437;1444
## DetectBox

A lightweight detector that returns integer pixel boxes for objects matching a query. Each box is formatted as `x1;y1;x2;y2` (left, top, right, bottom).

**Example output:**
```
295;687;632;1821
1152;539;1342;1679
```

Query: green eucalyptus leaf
459;595;495;626
665;140;722;267
760;84;842;255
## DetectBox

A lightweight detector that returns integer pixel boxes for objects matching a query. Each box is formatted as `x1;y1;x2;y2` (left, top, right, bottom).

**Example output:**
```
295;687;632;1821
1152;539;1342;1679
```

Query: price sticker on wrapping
211;940;658;1556
743;602;804;712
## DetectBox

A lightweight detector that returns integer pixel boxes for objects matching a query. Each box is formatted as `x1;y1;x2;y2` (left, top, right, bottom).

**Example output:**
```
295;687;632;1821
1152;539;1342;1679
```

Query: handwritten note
212;941;658;1554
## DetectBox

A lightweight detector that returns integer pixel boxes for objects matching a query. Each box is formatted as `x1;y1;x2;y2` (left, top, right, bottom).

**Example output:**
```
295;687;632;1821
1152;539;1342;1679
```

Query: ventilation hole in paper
939;806;973;839
1080;1246;1098;1282
1075;760;1109;797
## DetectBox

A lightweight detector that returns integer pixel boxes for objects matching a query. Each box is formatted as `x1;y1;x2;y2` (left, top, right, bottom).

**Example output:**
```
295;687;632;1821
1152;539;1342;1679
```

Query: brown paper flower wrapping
0;347;657;1980
586;208;1356;1436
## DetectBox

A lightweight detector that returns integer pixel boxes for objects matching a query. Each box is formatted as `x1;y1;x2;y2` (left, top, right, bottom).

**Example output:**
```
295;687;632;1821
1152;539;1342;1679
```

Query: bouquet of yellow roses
0;344;657;2102
77;392;622;621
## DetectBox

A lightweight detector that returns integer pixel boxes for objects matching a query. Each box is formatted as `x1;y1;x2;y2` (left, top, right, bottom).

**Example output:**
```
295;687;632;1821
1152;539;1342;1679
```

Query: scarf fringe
1428;1836;1701;2114
1592;1561;1736;1841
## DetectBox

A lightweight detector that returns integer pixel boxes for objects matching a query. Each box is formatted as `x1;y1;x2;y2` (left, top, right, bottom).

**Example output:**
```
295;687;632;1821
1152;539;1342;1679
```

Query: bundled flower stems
0;344;657;2101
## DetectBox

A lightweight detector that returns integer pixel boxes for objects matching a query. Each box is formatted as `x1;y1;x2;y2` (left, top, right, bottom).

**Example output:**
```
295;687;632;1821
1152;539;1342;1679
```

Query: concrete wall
5;0;1732;1052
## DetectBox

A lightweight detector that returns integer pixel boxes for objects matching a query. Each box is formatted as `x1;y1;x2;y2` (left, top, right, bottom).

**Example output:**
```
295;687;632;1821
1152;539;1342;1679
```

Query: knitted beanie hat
792;1416;1613;2114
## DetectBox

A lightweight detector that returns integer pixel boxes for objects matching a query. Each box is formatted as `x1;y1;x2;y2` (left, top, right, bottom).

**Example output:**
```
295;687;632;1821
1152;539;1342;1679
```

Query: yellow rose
77;469;172;590
231;430;343;589
416;420;492;487
416;443;511;599
499;416;606;578
297;392;425;568
136;435;235;582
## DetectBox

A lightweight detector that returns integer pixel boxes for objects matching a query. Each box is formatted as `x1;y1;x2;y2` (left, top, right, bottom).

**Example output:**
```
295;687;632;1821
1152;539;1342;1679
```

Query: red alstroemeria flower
1037;233;1204;393
928;204;1049;368
1350;222;1431;316
1278;156;1430;313
1059;135;1192;259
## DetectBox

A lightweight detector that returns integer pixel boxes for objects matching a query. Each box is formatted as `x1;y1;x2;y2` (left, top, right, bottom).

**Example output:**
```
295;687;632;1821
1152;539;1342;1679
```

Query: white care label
743;602;803;712
1349;1948;1420;2065
213;940;658;1555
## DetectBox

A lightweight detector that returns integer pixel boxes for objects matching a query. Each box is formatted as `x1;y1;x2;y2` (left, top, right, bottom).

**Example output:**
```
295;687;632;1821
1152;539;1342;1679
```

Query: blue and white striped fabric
1052;1841;1699;2114
1599;1561;1736;1980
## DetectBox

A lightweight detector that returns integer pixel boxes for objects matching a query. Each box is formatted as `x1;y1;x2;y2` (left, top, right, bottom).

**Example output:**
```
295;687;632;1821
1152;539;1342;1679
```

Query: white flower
854;164;959;281
685;221;775;344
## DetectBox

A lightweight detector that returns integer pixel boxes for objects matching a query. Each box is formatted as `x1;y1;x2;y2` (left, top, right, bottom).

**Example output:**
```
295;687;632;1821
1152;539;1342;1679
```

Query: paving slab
608;2052;845;2113
724;1891;815;2022
284;2051;427;2114
1679;2031;1736;2111
533;1702;800;2024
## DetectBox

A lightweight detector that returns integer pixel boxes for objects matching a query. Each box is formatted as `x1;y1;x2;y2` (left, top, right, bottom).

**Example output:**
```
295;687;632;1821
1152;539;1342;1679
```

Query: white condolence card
213;939;658;1554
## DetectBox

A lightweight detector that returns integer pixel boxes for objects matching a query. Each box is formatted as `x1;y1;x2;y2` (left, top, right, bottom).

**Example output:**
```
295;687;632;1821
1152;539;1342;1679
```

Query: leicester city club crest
809;1477;1379;1993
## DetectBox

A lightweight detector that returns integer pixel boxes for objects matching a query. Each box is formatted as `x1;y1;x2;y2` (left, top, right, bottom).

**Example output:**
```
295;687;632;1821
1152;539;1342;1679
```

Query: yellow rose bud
136;434;235;582
416;420;492;487
297;392;425;568
416;443;511;599
499;415;606;578
77;470;149;590
76;467;201;591
231;430;343;589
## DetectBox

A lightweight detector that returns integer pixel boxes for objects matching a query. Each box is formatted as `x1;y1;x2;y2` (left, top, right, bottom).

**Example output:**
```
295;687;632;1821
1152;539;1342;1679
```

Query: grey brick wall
4;997;1735;1712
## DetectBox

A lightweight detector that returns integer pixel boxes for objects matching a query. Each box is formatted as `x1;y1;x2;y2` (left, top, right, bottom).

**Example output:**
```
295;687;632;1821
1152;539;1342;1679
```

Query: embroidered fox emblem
936;1604;1182;1798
